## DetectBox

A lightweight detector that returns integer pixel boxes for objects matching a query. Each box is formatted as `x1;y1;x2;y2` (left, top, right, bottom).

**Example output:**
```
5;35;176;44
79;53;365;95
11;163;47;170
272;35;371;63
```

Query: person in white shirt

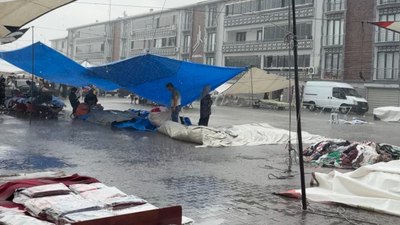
166;82;181;122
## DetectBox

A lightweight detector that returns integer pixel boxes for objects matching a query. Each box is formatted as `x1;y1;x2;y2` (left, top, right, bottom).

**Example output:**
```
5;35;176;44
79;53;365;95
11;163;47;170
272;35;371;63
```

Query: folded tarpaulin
0;42;247;106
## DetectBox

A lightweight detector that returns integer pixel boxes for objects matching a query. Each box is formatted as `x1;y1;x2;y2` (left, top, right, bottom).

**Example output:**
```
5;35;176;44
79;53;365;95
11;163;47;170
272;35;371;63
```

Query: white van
303;81;369;114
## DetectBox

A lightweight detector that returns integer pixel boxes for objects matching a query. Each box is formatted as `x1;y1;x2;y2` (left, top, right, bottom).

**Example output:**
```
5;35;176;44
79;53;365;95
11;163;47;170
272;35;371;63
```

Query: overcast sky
0;0;203;71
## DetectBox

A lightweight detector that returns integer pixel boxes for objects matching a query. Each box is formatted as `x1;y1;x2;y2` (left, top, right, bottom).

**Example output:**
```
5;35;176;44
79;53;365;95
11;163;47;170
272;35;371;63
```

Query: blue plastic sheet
0;42;246;106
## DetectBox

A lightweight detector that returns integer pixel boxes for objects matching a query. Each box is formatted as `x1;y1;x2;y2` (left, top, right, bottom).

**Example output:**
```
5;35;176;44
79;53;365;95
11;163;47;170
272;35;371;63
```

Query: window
376;51;399;80
207;6;217;27
257;30;263;41
100;43;105;52
130;41;134;50
265;23;312;42
206;56;215;65
183;35;191;53
225;55;261;67
184;11;192;30
327;0;344;11
326;19;344;45
225;0;313;16
324;52;343;78
264;55;310;68
156;18;160;28
161;38;167;47
172;15;176;25
332;88;346;99
236;32;247;42
61;41;65;48
168;37;176;47
207;33;216;52
377;13;400;42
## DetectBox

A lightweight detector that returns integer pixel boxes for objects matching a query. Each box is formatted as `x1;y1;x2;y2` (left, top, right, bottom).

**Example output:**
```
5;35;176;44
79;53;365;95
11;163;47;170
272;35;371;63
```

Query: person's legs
171;106;181;122
204;115;210;126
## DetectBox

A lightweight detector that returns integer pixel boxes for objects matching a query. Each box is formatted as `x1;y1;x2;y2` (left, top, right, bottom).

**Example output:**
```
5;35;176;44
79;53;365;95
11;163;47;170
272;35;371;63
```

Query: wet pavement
0;97;399;225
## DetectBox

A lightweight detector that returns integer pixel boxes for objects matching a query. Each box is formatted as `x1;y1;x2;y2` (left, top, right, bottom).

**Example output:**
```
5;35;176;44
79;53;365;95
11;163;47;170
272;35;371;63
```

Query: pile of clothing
304;140;400;169
3;95;65;119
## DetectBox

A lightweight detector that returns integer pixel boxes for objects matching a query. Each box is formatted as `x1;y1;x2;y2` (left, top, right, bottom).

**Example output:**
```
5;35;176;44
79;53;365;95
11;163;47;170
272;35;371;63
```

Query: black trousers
198;115;210;126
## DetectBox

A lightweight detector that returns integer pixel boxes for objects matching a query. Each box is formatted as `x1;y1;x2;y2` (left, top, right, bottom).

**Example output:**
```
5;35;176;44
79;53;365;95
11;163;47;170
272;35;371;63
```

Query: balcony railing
131;26;177;39
378;0;400;5
129;47;176;56
222;40;313;53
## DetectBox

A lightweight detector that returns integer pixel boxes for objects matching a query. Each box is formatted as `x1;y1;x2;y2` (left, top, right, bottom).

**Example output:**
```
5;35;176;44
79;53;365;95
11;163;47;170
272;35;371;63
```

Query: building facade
222;0;321;79
50;0;400;110
366;0;400;109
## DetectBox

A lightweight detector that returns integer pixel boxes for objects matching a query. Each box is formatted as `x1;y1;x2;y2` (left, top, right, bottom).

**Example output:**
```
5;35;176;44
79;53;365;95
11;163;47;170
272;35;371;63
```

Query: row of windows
130;37;177;50
264;23;312;42
377;13;400;42
76;43;105;54
264;55;311;68
225;0;313;17
326;0;344;12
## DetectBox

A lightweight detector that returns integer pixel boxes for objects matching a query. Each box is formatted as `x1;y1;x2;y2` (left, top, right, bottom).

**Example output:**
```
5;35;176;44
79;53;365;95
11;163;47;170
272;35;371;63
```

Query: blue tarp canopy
0;42;246;106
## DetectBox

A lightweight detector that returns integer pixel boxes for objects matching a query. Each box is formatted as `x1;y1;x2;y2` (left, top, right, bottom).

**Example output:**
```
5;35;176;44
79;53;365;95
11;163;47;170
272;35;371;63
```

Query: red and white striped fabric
371;21;400;33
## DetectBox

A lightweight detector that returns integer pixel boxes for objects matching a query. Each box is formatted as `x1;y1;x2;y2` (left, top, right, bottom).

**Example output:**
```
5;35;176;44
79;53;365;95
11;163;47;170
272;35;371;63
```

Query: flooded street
0;97;399;224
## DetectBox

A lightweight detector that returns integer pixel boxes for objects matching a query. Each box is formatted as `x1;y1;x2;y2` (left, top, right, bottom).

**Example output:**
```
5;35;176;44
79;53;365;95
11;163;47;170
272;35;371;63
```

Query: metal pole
250;66;254;106
290;0;307;210
29;26;34;126
287;1;293;173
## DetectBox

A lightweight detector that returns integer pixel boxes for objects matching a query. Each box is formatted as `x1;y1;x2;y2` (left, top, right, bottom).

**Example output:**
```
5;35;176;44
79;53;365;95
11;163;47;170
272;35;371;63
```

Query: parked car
303;81;369;115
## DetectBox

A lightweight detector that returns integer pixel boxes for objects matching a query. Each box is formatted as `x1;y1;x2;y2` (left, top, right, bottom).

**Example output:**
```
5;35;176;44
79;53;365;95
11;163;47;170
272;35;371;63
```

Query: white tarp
305;160;400;217
158;122;328;147
373;107;400;122
224;67;291;95
0;0;76;38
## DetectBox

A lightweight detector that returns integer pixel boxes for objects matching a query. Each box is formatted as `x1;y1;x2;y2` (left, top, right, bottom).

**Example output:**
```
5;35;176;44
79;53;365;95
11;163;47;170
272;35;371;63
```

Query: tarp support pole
29;26;34;126
250;66;254;106
291;0;307;210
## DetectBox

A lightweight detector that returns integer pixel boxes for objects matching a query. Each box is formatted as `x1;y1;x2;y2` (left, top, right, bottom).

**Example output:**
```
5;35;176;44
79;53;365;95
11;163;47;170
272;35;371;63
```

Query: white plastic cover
305;160;400;216
158;122;328;147
373;106;400;122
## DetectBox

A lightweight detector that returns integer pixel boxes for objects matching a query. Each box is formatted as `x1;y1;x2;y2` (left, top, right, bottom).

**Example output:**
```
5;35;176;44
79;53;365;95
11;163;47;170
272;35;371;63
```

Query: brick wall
343;0;376;81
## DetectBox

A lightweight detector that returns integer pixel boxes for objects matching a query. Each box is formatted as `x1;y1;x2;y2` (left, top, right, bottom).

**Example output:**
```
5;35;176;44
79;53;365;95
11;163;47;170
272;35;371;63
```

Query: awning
224;67;292;94
0;42;246;106
0;0;76;38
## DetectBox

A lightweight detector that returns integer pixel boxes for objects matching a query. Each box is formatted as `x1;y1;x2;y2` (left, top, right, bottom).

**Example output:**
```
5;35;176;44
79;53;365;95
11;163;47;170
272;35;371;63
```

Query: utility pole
290;0;307;210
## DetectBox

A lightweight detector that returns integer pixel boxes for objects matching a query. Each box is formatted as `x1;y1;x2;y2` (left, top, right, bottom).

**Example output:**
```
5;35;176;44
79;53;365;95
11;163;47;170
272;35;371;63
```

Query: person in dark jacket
0;77;6;106
69;87;80;115
198;86;213;126
84;89;98;108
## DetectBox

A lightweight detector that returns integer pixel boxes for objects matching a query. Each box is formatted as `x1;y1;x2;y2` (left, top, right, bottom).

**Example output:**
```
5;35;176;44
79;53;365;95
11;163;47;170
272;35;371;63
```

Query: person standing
199;86;213;126
166;83;181;122
69;87;80;115
84;89;98;108
0;77;6;106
